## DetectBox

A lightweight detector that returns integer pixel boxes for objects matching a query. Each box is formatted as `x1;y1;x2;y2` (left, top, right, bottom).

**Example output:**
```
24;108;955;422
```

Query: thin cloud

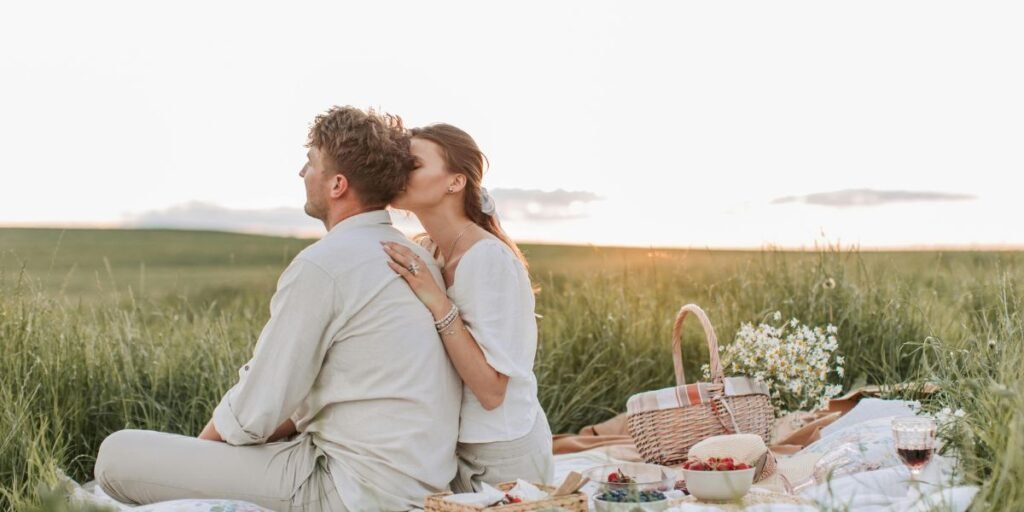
126;202;321;236
125;188;601;237
489;188;601;221
771;188;976;208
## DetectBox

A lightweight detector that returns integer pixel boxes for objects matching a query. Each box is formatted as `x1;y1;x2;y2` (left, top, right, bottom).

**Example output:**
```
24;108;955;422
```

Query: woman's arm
430;299;510;410
383;242;509;409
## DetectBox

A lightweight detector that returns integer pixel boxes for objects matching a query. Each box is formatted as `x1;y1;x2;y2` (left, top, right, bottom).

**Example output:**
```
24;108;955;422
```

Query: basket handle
671;304;723;385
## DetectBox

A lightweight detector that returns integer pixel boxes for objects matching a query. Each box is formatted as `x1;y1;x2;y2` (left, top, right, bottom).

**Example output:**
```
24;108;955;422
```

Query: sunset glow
2;1;1021;249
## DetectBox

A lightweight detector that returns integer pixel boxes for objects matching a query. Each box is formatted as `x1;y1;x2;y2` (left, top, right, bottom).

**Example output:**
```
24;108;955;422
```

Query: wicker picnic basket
626;304;774;467
424;482;587;512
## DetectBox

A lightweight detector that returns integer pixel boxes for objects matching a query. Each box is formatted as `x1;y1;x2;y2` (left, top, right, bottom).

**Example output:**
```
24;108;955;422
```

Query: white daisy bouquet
704;311;844;416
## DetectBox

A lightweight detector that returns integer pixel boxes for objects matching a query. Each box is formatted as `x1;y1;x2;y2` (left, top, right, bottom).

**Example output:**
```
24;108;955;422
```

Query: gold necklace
444;222;475;269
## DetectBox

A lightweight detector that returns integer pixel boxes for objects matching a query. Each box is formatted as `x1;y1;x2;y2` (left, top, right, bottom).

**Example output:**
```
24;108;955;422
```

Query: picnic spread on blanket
69;305;978;511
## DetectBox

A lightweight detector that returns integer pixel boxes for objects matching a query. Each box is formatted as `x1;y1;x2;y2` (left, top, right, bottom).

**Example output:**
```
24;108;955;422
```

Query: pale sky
2;1;1022;248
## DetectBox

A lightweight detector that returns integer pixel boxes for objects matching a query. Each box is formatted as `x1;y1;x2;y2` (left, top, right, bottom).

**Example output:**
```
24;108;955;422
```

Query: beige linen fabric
446;239;546;443
96;210;462;511
441;239;555;489
450;411;555;493
96;430;346;512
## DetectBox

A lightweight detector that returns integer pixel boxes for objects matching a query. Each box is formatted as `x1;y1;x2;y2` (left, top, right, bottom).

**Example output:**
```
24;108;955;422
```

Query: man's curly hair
306;106;413;208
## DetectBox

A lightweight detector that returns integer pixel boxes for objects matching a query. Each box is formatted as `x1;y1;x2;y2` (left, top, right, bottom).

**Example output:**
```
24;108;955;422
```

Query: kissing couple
93;106;554;511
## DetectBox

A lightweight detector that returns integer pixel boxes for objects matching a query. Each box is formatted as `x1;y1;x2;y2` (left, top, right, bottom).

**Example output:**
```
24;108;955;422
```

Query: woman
382;123;554;492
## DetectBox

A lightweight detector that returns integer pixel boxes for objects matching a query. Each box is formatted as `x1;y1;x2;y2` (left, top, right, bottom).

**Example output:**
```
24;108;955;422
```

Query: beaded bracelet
436;311;459;333
434;303;459;332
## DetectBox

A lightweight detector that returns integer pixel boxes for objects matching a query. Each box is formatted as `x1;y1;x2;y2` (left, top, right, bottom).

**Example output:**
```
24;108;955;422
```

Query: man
95;106;462;511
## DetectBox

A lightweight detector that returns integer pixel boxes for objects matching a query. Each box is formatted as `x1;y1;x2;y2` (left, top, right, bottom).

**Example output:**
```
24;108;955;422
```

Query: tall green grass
1;229;1022;510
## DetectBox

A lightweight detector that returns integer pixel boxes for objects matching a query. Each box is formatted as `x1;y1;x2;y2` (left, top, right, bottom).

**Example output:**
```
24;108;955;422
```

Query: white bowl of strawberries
680;457;755;503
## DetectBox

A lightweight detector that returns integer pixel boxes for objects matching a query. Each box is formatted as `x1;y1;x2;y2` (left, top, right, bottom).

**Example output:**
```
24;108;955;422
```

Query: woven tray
424;482;587;512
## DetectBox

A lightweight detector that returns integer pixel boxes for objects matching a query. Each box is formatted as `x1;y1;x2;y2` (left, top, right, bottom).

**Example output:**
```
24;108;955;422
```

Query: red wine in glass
892;417;937;480
897;447;934;471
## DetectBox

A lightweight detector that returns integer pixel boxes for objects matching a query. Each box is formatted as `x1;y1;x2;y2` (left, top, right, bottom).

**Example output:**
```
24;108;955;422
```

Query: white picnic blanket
69;399;979;511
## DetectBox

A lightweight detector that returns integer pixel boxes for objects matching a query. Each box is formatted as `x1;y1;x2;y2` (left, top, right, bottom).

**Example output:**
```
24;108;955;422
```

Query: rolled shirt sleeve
455;242;534;380
213;258;337;445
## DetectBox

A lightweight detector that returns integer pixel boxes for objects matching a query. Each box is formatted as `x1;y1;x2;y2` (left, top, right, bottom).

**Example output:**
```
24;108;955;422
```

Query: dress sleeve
455;242;535;380
213;258;336;445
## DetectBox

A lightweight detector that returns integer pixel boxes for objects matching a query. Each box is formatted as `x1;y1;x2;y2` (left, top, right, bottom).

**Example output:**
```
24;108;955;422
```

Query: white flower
720;315;843;416
929;406;967;429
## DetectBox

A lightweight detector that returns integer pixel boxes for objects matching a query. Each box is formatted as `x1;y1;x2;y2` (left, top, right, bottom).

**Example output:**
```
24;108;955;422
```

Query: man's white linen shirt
212;210;462;511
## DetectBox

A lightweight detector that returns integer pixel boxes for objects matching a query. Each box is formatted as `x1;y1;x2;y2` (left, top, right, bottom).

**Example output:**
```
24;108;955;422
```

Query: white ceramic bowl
682;468;755;502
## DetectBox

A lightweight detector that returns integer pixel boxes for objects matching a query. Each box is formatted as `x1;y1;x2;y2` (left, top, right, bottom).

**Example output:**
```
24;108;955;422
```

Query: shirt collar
326;209;393;237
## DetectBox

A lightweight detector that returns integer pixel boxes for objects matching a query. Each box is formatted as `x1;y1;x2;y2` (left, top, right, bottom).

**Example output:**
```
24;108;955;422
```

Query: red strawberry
736;462;751;470
608;471;620;483
690;461;708;471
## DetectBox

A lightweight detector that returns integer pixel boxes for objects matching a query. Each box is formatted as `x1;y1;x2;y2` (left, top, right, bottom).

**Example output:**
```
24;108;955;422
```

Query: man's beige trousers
95;430;347;511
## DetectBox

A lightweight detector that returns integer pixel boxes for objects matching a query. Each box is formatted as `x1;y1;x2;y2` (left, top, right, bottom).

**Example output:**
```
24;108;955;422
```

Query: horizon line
3;223;1024;253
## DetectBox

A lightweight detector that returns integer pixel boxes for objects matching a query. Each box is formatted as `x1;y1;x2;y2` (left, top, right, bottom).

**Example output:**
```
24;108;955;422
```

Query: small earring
447;186;454;193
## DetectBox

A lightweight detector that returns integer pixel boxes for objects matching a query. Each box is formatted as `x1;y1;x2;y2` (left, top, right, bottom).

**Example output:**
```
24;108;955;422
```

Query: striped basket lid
626;376;770;415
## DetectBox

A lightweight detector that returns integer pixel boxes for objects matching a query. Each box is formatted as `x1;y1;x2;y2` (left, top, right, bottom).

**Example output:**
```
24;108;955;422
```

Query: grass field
2;227;1023;510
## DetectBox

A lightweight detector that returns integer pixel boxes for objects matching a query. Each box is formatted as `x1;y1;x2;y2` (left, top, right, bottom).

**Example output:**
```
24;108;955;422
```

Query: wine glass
892;417;936;480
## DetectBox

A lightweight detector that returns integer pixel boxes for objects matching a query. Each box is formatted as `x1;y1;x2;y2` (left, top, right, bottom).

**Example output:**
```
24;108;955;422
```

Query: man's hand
199;418;297;443
198;419;224;442
267;418;298;442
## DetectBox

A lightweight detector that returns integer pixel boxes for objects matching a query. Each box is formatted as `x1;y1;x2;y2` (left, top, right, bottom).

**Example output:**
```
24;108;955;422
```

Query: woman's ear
448;174;467;193
330;173;349;199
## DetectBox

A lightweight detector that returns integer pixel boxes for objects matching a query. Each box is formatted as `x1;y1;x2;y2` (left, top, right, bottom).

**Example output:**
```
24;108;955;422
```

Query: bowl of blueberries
584;463;676;512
